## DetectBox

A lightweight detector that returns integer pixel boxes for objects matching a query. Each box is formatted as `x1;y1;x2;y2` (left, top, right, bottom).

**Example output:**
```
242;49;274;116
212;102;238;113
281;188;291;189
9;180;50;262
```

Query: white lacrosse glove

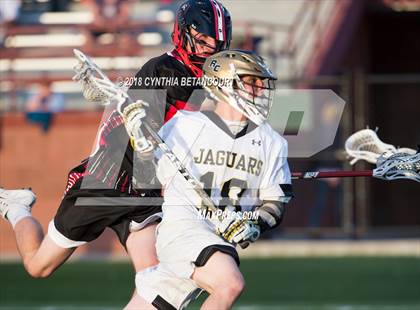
216;207;260;248
122;100;154;157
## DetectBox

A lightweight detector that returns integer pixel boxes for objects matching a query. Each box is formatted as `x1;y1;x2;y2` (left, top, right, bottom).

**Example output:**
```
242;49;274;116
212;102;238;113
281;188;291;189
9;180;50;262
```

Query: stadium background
0;0;419;309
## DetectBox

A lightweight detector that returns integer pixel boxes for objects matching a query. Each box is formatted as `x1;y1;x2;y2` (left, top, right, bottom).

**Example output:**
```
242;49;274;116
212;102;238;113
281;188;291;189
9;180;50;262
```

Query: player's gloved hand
122;100;154;157
216;207;261;248
235;220;261;249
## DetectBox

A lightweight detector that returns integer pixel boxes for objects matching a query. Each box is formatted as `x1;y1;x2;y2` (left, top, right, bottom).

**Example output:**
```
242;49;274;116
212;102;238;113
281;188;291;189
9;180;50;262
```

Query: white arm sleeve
259;137;293;203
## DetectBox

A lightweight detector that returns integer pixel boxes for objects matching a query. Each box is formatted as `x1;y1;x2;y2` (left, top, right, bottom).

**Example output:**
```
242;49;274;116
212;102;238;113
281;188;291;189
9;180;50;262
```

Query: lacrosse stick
292;152;420;182
72;49;220;216
73;49;127;106
345;128;416;165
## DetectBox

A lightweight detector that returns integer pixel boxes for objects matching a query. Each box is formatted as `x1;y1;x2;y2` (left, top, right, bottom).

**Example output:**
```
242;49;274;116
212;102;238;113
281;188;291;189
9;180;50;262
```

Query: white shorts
135;218;238;309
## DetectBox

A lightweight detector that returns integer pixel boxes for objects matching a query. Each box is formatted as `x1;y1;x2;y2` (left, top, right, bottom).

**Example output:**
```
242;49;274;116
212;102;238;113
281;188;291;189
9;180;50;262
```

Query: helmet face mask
203;50;277;125
234;76;276;122
184;28;218;67
190;32;217;54
172;0;232;76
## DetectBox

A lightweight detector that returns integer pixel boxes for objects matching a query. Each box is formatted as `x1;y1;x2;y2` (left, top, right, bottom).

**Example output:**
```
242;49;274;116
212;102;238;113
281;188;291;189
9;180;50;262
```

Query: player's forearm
256;200;285;233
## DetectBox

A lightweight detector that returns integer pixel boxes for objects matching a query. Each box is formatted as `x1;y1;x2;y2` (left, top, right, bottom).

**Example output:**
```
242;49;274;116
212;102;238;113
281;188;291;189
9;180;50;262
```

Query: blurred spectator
0;0;21;46
49;0;72;12
82;0;132;48
236;36;263;53
6;0;72;25
25;81;64;132
84;0;131;29
0;0;21;24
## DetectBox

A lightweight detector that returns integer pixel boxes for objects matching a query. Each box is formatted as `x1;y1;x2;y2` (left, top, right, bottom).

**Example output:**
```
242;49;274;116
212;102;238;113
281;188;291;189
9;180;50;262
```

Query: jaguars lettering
193;149;263;176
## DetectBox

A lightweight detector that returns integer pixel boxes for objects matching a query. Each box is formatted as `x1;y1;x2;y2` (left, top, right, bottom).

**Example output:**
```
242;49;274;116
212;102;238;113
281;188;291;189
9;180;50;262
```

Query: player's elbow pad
257;201;285;233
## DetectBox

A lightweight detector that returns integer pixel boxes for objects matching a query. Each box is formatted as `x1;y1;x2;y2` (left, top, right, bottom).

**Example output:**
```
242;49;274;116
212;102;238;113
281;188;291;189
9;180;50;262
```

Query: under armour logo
252;139;261;146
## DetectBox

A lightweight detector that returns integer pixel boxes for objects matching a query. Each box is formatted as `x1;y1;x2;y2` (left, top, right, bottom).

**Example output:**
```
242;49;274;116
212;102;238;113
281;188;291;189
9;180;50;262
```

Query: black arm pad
256;200;285;233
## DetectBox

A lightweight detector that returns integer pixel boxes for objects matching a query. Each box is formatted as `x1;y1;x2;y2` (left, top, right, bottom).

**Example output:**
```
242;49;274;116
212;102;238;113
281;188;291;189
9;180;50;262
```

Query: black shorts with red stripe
53;137;162;246
54;173;162;246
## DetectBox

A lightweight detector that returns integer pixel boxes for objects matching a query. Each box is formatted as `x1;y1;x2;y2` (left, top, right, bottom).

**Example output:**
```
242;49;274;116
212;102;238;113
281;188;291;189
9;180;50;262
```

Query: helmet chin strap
226;87;265;125
184;31;211;72
172;26;204;77
231;65;272;122
174;46;203;77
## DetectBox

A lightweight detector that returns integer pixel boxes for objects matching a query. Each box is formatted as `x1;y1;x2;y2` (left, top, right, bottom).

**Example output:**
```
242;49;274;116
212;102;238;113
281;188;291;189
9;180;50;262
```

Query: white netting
345;129;416;165
374;152;420;183
72;49;126;106
81;74;111;104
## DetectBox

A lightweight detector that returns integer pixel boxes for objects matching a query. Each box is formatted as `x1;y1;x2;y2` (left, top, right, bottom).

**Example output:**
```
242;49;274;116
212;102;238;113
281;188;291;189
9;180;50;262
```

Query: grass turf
0;257;419;309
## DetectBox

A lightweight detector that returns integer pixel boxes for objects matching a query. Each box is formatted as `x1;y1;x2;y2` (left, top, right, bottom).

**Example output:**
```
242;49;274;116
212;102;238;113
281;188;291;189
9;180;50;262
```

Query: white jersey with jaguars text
156;110;292;223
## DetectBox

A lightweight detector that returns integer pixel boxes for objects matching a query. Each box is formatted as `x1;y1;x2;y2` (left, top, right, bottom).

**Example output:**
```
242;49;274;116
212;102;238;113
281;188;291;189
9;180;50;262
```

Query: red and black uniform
53;51;203;246
128;51;203;123
53;0;232;248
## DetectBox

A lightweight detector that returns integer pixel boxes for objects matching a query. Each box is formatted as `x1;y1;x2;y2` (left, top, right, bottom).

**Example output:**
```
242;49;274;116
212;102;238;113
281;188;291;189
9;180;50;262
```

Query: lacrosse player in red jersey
0;0;232;307
126;50;293;310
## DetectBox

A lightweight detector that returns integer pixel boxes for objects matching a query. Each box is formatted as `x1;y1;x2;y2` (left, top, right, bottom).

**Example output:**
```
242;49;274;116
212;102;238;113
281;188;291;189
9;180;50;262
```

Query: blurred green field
0;257;419;309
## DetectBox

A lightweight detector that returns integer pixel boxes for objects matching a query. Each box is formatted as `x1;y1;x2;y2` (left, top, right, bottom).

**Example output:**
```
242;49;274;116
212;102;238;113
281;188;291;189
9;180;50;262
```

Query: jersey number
200;171;248;210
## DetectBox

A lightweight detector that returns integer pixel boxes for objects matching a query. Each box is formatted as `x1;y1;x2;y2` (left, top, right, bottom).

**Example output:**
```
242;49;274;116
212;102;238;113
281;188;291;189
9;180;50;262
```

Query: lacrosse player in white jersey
127;50;293;310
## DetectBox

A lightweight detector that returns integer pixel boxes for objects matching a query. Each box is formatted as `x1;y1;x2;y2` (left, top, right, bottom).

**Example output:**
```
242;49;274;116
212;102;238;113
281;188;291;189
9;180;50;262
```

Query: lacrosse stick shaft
121;98;220;214
142;122;219;213
292;170;373;179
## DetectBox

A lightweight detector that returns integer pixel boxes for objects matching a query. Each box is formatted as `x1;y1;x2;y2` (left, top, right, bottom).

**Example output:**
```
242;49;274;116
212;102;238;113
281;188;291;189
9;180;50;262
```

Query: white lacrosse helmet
202;50;277;125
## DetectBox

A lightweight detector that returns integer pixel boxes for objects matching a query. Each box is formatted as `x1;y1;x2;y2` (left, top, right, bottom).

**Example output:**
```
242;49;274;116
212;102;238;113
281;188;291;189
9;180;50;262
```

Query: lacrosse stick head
72;49;127;107
345;129;397;165
374;152;420;183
